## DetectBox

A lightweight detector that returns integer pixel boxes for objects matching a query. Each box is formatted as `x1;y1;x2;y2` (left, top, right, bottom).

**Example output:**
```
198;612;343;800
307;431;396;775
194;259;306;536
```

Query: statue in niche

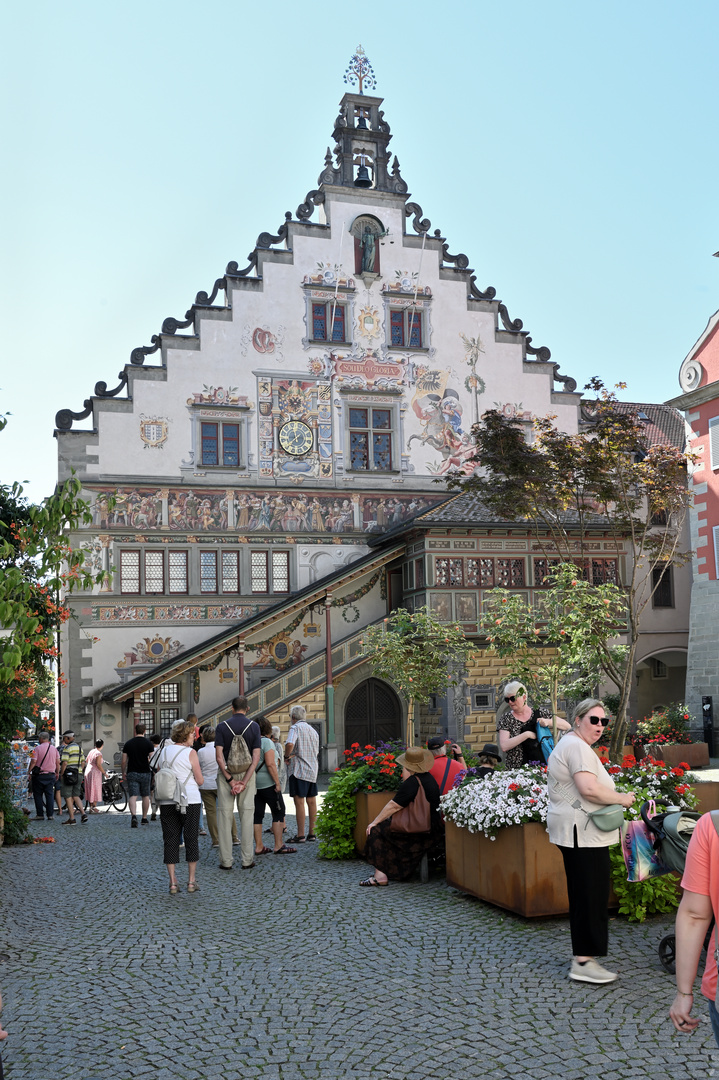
360;223;388;272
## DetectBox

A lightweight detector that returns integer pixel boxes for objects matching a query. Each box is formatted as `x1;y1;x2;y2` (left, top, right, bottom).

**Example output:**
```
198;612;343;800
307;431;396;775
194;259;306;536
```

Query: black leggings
558;837;611;957
160;804;200;864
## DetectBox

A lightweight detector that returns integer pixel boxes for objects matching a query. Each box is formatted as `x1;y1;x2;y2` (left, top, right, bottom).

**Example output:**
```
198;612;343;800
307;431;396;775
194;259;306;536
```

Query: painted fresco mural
90;488;443;533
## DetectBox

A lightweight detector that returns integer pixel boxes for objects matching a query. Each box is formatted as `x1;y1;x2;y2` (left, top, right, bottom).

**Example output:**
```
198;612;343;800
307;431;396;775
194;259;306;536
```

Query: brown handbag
389;775;432;834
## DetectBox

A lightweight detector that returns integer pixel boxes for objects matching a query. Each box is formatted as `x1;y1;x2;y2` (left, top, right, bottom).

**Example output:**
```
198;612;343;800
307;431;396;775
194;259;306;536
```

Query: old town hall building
55;54;688;767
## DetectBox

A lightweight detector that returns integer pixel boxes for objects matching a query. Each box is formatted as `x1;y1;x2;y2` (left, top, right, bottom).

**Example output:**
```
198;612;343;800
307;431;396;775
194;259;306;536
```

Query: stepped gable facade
56;63;589;764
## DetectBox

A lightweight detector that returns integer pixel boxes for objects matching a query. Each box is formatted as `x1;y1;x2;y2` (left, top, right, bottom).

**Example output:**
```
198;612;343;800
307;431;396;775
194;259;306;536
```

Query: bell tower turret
316;46;409;198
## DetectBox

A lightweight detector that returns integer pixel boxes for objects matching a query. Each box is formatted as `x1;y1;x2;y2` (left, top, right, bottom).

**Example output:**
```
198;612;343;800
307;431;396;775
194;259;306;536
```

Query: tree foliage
481;562;628;739
361;607;476;743
0;414;106;832
451;381;693;760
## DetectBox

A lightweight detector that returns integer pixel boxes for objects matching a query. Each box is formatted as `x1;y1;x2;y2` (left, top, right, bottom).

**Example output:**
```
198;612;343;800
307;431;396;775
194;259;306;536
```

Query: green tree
361;606;477;744
0;414;106;838
482;563;628;741
451;381;692;760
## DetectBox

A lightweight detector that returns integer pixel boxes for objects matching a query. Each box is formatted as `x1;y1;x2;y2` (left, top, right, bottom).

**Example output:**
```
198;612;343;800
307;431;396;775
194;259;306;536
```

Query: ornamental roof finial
343;44;376;95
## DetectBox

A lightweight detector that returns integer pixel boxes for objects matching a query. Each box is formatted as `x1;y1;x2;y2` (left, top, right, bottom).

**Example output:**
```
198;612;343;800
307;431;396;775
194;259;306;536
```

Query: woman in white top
197;730;238;849
547;699;635;985
156;719;204;894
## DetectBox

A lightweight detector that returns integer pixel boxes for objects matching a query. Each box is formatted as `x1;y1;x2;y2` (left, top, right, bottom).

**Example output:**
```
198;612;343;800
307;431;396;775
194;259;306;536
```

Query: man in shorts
121;722;155;828
59;731;87;824
284;705;319;842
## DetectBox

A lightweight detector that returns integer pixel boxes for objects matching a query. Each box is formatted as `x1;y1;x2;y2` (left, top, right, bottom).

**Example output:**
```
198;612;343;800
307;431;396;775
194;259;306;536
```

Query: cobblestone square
2;808;718;1080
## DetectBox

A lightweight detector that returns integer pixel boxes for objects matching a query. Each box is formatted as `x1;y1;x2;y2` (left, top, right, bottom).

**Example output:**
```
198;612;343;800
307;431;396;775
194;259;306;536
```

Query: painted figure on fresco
409;376;476;477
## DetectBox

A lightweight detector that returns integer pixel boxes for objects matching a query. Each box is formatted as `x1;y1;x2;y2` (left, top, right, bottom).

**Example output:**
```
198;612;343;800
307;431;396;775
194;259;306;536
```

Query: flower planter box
445;820;570;917
445;821;619;918
648;742;709;769
354;791;396;855
690;781;719;815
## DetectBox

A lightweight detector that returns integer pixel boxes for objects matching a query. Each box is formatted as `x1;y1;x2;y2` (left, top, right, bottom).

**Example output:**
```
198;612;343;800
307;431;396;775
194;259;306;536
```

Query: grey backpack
223;720;253;777
154;747;189;811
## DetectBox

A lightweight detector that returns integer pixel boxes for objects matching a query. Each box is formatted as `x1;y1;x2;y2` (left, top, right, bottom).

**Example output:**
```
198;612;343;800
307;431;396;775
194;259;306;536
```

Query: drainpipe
325;592;334;743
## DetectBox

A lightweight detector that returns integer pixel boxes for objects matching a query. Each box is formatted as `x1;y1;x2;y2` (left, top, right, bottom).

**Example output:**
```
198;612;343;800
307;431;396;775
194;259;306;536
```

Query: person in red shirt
669;811;719;1045
428;736;466;794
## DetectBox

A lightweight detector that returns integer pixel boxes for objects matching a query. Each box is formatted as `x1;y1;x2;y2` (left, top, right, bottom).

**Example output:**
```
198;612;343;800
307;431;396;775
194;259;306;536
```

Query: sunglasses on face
504;693;524;703
586;715;609;727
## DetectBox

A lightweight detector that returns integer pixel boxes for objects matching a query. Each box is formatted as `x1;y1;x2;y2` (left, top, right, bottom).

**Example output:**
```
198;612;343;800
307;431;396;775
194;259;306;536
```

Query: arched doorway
344;678;402;748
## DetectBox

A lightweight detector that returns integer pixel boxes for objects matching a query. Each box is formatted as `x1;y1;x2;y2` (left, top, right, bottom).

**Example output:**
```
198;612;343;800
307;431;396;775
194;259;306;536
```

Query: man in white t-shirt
284;705;319;842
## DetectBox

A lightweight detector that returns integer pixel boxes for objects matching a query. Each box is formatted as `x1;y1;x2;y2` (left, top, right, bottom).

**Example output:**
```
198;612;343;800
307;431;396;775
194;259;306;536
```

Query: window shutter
709;417;719;470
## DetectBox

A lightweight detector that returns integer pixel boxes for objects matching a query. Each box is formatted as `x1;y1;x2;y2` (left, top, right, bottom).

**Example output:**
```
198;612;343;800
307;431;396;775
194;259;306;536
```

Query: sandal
287;835;306;843
255;846;273;856
187;882;200;893
273;845;297;855
306;834;317;841
169;884;179;895
359;876;388;887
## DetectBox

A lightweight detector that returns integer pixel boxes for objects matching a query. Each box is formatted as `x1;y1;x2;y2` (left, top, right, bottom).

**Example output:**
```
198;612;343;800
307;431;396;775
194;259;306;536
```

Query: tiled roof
398;492;608;528
596;402;686;451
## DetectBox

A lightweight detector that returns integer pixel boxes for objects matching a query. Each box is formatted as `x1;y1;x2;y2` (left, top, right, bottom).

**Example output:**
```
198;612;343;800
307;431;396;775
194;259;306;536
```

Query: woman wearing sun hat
360;746;442;887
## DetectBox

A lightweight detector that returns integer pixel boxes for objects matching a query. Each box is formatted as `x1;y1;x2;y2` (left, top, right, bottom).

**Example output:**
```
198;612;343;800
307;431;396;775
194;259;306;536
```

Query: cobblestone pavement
3;808;718;1080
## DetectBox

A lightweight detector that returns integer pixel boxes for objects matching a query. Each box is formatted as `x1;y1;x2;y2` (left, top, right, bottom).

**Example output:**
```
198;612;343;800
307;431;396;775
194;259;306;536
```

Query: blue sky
2;0;717;501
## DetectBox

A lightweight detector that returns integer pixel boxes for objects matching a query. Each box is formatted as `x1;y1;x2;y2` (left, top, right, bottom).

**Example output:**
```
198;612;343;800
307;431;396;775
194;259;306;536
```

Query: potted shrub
440;757;696;920
315;741;404;858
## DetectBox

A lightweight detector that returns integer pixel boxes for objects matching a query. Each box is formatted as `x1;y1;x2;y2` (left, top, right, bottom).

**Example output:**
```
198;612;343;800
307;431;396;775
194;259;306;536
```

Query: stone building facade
55;68;686;764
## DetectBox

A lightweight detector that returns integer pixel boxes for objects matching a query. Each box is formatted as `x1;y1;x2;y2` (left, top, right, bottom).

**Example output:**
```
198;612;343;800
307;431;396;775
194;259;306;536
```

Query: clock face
279;420;313;456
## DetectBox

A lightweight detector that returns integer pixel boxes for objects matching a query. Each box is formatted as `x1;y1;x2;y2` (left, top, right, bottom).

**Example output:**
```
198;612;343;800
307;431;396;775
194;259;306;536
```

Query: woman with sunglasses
546;699;635;985
497;681;570;769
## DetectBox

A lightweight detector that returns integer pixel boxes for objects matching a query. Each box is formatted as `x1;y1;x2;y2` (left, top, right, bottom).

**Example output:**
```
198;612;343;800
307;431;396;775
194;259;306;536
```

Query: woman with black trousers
547;699;634;985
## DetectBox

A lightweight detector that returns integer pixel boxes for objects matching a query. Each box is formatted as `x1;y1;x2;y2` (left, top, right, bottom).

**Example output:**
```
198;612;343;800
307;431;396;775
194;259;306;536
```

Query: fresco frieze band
91;488;444;534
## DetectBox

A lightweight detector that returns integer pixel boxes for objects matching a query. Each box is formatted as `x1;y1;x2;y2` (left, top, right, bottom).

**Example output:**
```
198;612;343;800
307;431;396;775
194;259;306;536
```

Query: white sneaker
569;959;618;984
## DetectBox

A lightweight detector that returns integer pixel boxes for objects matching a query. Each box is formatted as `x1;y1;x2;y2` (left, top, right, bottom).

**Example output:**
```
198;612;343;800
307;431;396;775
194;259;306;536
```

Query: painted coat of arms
139;415;169;449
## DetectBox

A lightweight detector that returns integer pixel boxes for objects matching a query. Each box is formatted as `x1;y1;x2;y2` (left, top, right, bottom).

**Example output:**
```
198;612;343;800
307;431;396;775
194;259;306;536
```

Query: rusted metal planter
445;820;571;917
353;791;396;854
690;781;719;815
648;742;710;769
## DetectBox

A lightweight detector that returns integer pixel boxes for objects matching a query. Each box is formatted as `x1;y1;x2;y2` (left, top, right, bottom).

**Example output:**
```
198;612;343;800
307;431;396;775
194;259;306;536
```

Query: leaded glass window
200;551;218;593
168;551;188;594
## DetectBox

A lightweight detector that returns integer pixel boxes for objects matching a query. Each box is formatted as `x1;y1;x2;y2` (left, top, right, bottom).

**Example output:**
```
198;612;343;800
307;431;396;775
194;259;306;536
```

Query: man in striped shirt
284;705;319;842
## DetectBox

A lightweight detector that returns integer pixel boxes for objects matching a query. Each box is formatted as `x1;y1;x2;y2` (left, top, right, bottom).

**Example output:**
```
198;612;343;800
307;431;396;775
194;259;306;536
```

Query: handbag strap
441;757;452;790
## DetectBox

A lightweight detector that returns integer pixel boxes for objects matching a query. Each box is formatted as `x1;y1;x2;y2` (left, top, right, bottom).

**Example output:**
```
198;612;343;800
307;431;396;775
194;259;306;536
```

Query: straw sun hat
395;747;434;774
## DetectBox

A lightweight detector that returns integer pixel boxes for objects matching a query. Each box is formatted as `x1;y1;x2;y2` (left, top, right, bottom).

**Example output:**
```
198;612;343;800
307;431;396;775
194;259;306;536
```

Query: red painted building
668;309;719;737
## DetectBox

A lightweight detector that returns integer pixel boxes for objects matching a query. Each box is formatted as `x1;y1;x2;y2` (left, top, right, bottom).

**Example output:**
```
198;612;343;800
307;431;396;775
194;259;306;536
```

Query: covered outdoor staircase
198;618;381;729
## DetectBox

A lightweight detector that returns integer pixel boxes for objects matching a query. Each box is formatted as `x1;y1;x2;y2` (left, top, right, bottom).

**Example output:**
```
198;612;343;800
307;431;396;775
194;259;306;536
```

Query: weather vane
344;45;376;95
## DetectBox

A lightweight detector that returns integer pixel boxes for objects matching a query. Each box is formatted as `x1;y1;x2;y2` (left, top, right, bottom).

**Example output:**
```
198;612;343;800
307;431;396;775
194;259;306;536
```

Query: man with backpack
214;696;261;871
59;731;87;824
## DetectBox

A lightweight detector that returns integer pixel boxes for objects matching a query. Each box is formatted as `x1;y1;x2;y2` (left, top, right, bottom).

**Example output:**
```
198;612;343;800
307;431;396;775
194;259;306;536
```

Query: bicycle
101;769;128;812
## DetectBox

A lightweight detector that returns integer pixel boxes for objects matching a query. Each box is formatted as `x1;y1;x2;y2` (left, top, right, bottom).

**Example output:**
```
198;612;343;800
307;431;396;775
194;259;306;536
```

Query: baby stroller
637;801;712;973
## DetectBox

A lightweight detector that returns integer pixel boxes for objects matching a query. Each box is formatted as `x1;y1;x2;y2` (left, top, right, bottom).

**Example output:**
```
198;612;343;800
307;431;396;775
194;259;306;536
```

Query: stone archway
344;678;402;749
634;648;688;720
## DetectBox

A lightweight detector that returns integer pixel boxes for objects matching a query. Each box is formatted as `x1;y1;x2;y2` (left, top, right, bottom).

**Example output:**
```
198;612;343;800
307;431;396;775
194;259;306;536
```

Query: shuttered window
709;417;719;470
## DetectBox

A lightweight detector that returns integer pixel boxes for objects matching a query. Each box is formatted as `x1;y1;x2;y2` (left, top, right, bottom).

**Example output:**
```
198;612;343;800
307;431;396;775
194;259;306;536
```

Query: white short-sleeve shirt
546;731;617;848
